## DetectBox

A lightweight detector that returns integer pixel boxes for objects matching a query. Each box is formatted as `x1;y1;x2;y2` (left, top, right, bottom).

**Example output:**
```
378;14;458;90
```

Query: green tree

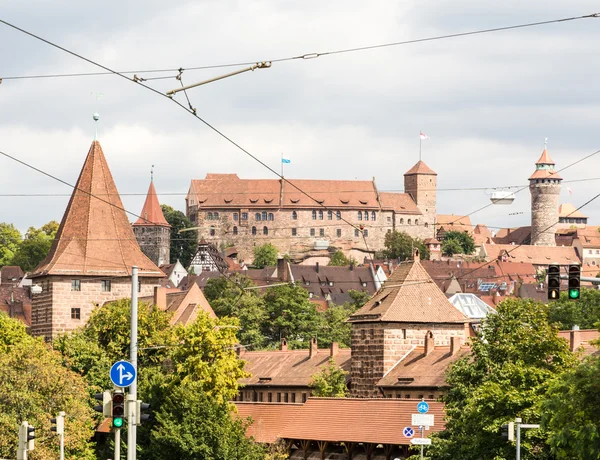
441;238;462;257
442;230;476;255
262;283;321;348
0;313;96;460
548;288;600;330
150;381;264;460
429;298;577;460
252;243;278;268
10;221;59;271
348;289;371;309
0;223;21;266
542;355;600;459
161;204;198;267
383;231;429;261
310;358;349;397
328;250;354;266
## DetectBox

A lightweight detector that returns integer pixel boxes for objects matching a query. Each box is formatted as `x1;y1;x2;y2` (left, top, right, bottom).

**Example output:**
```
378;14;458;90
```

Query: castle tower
133;177;171;266
30;141;164;339
529;147;562;246
404;160;437;237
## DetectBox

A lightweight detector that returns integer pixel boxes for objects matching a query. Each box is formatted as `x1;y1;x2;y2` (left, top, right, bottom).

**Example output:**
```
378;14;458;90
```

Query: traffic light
547;264;560;300
112;391;125;428
26;424;35;451
50;413;64;435
501;422;514;441
93;390;112;417
568;265;581;300
137;401;152;425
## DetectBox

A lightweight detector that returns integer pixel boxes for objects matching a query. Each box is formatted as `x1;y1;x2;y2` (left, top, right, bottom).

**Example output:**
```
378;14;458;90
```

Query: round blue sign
110;360;136;388
417;401;430;414
403;427;414;438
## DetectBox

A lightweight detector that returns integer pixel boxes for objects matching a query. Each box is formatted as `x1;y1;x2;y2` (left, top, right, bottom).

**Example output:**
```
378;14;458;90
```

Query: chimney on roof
569;325;581;352
280;338;288;351
309;337;318;358
236;345;247;357
330;342;339;358
424;331;434;356
414;248;420;261
350;262;354;271
450;336;462;355
277;258;288;282
315;262;319;273
154;286;167;311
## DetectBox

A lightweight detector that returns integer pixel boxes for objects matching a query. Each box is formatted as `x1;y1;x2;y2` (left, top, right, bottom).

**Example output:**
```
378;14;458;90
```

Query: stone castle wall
530;183;561;246
404;174;437;228
133;225;171;266
350;322;466;398
31;276;159;340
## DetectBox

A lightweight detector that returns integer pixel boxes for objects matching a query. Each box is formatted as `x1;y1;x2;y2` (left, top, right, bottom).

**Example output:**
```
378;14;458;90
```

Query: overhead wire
1;12;597;81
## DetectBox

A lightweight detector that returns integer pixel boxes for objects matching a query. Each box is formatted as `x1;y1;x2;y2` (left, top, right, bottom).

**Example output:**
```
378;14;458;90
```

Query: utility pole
515;417;540;460
50;412;65;460
115;427;121;460
127;266;139;460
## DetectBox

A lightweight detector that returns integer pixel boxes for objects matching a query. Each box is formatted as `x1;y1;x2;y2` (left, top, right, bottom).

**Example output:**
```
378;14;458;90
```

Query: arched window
232;226;238;235
263;226;269;235
210;227;216;236
292;211;298;220
364;211;369;221
415;219;419;225
424;222;429;228
268;213;274;221
312;210;317;220
255;213;261;221
214;212;219;219
357;212;362;221
318;210;324;220
336;211;341;220
371;211;376;221
262;211;268;221
207;212;213;220
400;218;404;224
408;219;412;225
328;210;333;220
251;226;257;235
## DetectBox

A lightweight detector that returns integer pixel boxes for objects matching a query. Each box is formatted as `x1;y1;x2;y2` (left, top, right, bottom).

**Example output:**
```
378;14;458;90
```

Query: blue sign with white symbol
403;427;414;438
110;360;136;388
417;401;430;414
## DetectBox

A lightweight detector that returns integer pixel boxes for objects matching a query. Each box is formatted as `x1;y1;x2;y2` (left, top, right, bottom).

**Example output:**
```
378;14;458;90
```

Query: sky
1;0;599;235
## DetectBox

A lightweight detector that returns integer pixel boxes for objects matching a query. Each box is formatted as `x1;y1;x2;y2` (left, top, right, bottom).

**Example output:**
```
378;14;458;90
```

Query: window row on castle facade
309;210;344;220
398;217;426;227
223;226;370;238
559;217;586;224
70;279;112;292
235;390;308;404
532;179;561;184
255;212;274;221
356;211;377;221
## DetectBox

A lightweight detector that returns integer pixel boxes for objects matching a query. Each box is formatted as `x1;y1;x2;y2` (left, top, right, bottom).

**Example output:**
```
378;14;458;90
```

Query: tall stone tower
404;160;437;238
529;147;562;246
133;179;171;266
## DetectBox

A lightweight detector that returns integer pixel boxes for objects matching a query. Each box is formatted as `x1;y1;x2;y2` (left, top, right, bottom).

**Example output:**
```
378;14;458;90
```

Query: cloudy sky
1;0;599;234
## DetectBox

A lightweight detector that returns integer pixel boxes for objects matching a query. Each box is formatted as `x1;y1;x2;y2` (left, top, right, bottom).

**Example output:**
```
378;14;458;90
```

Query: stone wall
350;322;467;398
31;276;159;340
530;182;561;246
133;225;171;266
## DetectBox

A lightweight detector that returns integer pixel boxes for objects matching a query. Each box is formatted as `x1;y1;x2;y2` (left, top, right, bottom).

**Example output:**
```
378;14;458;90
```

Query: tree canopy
548;288;600;330
161;205;198;268
252;243;278;268
0;220;59;271
429;298;577;459
328;250;355;266
382;231;429;261
310;358;349;397
0;223;21;266
441;230;475;256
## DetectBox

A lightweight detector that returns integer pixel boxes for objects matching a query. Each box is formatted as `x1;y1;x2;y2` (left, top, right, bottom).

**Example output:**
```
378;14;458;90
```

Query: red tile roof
133;180;170;227
558;203;588;219
528;169;562;180
436;214;473;235
404;160;437;176
31;141;163;278
483;243;579;265
235;398;446;444
493;226;532;245
240;347;351;387
536;148;555;165
349;255;469;324
0;266;24;284
379;192;421;214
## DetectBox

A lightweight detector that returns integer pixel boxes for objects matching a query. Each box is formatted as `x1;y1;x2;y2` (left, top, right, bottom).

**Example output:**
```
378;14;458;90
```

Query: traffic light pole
127;266;138;460
58;411;65;460
115;427;121;460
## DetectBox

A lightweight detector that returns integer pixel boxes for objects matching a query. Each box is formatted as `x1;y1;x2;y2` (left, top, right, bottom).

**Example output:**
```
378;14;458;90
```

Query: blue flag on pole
281;158;291;164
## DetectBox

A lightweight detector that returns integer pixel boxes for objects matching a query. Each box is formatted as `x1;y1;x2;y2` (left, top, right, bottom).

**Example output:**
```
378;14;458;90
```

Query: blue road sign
417;401;430;414
403;427;415;438
110;360;136;388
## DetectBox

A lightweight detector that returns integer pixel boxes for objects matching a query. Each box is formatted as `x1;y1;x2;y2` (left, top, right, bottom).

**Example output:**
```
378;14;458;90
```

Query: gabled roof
349;253;469;324
536;148;555;165
133;180;170;227
558;203;588;219
483;243;579;265
404;160;437;176
31;141;163;278
379;192;421;214
0;266;24;284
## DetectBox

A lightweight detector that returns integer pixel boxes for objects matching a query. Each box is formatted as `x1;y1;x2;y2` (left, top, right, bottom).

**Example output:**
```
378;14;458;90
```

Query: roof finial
151;164;155;182
93;112;100;140
544;137;548;149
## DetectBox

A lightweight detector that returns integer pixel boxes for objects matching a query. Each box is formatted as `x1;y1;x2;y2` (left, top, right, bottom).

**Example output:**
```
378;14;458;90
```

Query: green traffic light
113;417;124;428
569;289;580;299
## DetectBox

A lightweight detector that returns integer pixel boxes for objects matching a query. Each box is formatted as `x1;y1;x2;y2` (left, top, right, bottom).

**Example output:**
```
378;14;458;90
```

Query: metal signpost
515;418;540;460
128;266;139;460
412;400;432;460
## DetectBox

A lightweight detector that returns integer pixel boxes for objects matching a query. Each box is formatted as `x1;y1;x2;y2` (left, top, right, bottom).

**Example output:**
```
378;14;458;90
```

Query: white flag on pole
420;132;430;140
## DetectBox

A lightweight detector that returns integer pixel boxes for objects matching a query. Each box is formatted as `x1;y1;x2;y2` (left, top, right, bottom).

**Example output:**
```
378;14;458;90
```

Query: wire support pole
128;266;139;460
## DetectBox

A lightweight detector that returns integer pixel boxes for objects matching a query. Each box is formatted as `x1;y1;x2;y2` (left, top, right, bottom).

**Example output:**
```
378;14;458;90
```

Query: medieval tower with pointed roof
30;141;164;339
529;147;562;246
132;179;171;266
403;160;437;239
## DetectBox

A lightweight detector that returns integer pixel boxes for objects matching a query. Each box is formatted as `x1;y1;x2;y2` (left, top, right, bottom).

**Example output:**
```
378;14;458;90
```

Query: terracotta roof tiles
483;243;579;265
558;203;588;219
536;148;555;165
379;192;421;214
133;180;170;227
404;160;437;176
528;169;562;180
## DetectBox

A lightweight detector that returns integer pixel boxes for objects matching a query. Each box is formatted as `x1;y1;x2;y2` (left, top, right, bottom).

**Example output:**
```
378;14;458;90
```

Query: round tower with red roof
529;147;561;246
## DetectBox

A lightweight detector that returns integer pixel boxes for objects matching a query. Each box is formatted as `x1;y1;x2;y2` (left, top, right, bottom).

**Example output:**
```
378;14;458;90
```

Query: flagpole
281;152;283;177
419;132;422;161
